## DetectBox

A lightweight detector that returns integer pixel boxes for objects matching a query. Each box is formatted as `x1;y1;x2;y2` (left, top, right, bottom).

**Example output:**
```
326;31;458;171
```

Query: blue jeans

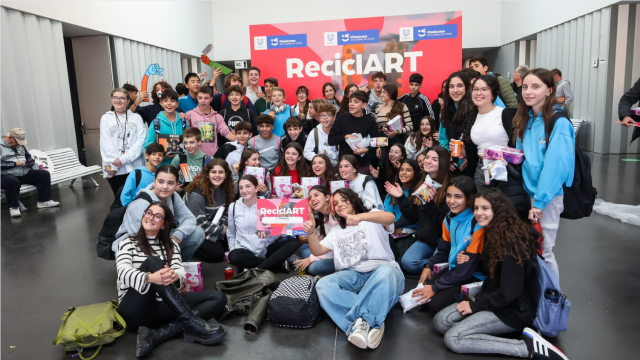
316;265;404;334
173;227;204;262
299;244;336;276
400;241;436;274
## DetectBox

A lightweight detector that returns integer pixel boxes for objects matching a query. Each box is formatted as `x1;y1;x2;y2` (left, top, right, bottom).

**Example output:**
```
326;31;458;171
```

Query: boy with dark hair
120;142;165;206
144;89;188;166
280;116;307;153
175;83;188;97
218;86;258;145
214;120;253;167
186;86;236;157
365;72;386;114
132;81;185;125
398;73;435;131
178;73;201;112
171;127;210;187
208;72;257;116
329;91;380;173
248;114;280;170
468;56;518;108
254;77;278;115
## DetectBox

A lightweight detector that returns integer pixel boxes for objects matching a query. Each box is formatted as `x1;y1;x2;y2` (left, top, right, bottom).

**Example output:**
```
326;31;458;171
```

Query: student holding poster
271;142;310;186
227;175;300;272
305;188;402;350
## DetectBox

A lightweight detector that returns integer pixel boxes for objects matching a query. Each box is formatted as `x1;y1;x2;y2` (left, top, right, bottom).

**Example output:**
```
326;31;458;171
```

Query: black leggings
117;257;227;329
195;241;226;263
228;238;300;271
424;268;477;315
106;174;128;197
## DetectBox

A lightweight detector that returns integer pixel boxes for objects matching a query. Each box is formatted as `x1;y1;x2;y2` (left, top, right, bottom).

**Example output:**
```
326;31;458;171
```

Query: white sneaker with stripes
522;327;569;360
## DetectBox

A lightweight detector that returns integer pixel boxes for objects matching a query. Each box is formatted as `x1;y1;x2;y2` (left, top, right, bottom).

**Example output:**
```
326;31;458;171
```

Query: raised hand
145;64;164;76
369;166;380;178
384;181;404;198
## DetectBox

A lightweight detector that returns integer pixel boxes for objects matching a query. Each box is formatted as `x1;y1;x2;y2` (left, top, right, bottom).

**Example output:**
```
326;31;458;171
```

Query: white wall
500;0;619;45
1;1;213;56
210;0;503;61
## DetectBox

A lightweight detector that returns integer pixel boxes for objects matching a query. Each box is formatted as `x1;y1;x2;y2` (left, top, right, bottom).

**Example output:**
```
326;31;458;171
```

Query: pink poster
257;198;310;236
250;11;462;105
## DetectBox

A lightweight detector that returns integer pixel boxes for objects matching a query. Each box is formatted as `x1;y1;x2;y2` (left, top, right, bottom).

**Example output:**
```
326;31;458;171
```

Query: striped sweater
116;236;185;303
375;103;413;136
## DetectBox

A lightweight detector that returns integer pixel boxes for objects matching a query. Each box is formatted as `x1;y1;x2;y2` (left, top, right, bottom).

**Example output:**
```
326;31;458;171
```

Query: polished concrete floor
2;153;639;360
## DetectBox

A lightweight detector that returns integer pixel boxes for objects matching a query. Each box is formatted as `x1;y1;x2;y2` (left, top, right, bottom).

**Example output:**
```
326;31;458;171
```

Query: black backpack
268;275;322;329
97;191;152;260
546;112;597;219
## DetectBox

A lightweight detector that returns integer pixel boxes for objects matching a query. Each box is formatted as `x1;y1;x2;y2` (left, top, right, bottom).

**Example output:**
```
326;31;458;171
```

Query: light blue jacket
516;107;575;209
144;111;186;166
178;94;198;113
384;189;419;230
119;166;155;206
263;104;292;137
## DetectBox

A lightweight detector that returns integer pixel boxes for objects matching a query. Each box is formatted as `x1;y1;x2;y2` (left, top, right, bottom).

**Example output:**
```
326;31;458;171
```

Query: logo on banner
337;29;379;45
399;24;458;42
324;32;338;46
254;36;267;50
341;33;350;42
255;34;307;50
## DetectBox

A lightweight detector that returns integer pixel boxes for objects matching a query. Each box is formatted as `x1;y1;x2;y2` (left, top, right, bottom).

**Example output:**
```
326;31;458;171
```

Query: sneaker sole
37;204;59;209
348;333;368;349
367;323;385;349
522;328;569;360
183;328;227;345
10;213;21;218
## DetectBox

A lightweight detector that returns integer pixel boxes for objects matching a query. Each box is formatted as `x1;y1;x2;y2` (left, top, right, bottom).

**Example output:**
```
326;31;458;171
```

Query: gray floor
2;153;640;360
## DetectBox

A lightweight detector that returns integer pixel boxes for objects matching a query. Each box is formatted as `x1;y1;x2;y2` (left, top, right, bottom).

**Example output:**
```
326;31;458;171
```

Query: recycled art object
140;64;164;102
200;44;233;75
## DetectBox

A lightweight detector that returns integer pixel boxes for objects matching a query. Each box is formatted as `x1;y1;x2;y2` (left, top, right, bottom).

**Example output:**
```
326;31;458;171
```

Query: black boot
136;321;183;358
159;284;226;345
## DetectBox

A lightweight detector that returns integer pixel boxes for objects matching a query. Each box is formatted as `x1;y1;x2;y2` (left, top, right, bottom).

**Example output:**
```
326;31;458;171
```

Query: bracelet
145;272;151;284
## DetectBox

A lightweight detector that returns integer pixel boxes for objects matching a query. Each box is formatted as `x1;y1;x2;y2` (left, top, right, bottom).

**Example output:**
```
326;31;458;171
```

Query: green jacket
497;75;518;108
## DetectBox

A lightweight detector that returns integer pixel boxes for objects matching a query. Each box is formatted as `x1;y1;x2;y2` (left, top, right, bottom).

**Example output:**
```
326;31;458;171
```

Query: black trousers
1;170;52;207
228;238;300;271
195;240;226;263
117;256;227;329
106;174;128;197
424;268;476;315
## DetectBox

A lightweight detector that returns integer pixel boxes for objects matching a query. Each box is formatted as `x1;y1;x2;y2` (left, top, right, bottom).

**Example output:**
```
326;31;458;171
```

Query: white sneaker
522;327;569;360
37;200;60;208
367;322;385;349
347;318;370;349
10;207;21;217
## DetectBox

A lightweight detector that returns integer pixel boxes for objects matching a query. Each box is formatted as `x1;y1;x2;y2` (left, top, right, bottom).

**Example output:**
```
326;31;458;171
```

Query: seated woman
116;201;226;358
405;116;439;159
184;159;234;263
433;189;569;360
370;143;407;197
227;175;300;271
382;159;422;242
235;148;271;198
294;186;339;276
411;176;485;315
310;154;339;186
271;142;310;187
388;146;451;274
338;155;383;210
306;188;401;350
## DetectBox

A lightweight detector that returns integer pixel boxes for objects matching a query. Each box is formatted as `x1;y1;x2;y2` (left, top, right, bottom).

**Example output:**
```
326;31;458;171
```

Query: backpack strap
314;128;319;154
153;118;160;134
134;169;142;188
179;153;188;164
363;175;375;187
545;111;569;150
181;117;188;130
253;137;256;148
243;96;249;107
203;155;211;167
501;108;517;148
221;93;227;109
134;191;153;204
277;136;281;155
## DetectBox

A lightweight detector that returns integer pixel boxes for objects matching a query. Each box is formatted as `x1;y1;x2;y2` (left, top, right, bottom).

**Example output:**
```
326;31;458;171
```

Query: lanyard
113;111;128;154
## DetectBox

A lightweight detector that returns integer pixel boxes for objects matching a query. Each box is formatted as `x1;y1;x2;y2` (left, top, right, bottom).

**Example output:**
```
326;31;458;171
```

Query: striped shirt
375;103;413;135
116;236;185;303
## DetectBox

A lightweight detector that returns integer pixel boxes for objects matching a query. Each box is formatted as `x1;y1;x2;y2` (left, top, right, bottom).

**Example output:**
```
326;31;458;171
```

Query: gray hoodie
556;79;574;106
112;183;197;252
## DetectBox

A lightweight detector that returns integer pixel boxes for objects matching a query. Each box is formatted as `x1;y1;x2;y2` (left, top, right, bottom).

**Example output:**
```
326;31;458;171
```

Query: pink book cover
180;262;203;293
484;145;525;164
629;107;640;116
257;198;310;236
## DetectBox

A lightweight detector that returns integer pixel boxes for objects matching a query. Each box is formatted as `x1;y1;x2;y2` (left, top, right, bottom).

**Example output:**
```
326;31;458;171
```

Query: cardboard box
484;145;525;164
461;281;484;300
433;262;449;275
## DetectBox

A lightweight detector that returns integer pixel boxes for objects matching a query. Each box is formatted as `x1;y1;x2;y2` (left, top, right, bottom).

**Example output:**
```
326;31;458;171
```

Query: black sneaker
522;328;569;360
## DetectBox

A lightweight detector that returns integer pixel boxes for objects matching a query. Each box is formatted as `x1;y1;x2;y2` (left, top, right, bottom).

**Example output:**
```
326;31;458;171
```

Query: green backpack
52;300;126;360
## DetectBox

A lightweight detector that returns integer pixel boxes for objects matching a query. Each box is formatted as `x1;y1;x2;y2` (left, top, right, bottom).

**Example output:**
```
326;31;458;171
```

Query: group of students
100;62;574;360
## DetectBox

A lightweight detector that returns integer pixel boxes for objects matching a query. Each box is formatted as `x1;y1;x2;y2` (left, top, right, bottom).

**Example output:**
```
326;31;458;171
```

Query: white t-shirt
470;106;508;155
245;86;263;104
349;173;384;210
320;216;398;273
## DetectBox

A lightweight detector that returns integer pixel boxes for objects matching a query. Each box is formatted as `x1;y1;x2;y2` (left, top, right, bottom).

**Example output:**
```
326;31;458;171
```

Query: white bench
1;148;101;209
571;119;586;138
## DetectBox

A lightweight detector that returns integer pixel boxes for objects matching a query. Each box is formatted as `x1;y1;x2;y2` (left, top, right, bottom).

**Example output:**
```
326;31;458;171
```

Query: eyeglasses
112;96;127;102
319;114;333;119
472;88;490;94
144;209;164;222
